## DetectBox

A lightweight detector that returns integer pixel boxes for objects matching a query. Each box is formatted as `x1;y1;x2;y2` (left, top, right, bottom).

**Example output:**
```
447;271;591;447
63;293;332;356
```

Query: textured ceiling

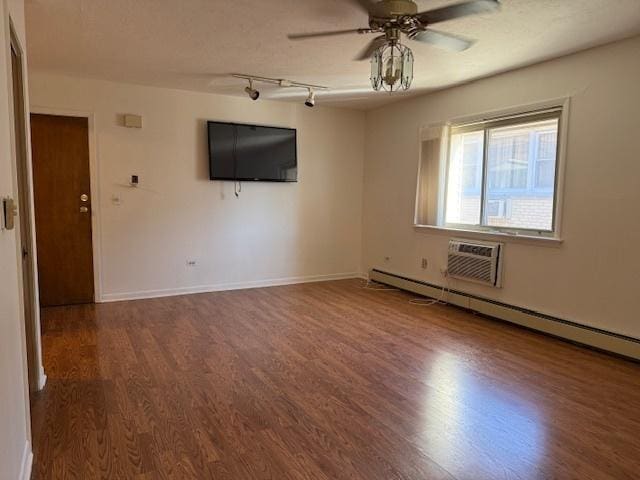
25;0;640;109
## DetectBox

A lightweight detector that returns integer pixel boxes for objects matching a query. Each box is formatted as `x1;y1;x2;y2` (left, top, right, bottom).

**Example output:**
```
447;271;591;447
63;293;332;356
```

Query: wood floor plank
31;279;640;479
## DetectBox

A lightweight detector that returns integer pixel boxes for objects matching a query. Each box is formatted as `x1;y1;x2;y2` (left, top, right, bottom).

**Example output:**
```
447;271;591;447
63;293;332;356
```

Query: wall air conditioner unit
447;239;503;287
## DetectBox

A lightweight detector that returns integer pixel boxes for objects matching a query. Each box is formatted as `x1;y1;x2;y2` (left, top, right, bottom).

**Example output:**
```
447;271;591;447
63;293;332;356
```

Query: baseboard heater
370;269;640;362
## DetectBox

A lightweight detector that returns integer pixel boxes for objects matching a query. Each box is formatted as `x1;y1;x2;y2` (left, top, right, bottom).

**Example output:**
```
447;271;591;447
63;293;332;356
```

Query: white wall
363;35;640;341
28;74;365;301
0;0;35;478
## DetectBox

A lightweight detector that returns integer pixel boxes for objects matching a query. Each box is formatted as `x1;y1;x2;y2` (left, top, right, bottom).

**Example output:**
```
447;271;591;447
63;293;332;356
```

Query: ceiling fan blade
288;29;365;40
416;0;500;25
354;35;386;61
411;29;475;51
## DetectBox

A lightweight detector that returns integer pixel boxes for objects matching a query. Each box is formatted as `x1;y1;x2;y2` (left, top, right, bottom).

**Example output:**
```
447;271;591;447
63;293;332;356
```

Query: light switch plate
2;197;17;230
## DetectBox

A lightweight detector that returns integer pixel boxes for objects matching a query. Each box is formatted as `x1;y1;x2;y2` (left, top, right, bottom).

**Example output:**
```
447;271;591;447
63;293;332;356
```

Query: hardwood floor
31;279;640;479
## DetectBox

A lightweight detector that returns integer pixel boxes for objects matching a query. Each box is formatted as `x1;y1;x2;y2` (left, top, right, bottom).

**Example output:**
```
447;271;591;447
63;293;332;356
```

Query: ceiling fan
288;0;501;92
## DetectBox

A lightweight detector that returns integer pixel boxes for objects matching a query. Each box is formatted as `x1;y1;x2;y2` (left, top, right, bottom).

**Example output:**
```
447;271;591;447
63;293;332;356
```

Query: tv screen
207;121;297;182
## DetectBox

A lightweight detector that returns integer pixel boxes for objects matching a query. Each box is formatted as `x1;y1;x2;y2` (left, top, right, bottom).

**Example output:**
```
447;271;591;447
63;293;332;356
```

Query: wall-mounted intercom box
123;114;143;128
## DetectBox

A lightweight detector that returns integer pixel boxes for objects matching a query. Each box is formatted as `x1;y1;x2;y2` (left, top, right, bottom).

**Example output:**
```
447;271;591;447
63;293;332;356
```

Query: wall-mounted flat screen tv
207;121;297;182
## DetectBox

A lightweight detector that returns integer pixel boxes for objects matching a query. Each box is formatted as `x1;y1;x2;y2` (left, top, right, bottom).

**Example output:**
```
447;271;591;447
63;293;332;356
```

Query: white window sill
414;224;564;246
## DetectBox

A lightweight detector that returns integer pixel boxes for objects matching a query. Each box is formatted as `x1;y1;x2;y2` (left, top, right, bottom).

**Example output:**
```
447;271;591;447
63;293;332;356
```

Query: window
444;109;561;234
535;131;557;189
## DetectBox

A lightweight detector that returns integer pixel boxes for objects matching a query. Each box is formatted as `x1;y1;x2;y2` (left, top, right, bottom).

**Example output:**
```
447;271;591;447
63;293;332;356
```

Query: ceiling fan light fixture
371;42;413;92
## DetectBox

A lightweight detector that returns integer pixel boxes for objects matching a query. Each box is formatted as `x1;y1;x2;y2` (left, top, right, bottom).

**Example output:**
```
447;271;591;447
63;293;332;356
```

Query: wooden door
31;114;94;306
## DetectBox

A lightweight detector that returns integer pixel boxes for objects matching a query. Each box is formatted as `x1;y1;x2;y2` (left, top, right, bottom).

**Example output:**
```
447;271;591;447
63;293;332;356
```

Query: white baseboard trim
370;269;640;361
99;272;361;303
19;440;33;480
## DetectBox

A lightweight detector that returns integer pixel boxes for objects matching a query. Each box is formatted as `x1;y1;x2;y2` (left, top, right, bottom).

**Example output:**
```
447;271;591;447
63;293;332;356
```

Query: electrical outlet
421;258;428;269
186;260;197;267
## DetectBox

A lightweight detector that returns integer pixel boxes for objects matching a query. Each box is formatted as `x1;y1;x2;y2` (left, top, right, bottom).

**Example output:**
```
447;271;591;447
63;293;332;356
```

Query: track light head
244;79;260;101
305;89;316;108
245;86;260;100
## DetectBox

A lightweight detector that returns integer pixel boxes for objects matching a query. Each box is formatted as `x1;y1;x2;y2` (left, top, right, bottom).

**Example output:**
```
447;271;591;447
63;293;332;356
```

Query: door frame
8;24;45;391
30;107;103;303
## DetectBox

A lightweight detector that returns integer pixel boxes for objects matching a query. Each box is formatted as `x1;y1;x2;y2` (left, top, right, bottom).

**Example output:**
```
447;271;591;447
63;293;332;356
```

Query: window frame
443;107;564;238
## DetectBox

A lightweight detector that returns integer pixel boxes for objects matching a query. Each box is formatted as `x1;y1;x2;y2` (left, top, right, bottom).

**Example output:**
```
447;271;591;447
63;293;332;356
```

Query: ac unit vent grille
457;244;493;257
447;239;503;287
447;254;493;283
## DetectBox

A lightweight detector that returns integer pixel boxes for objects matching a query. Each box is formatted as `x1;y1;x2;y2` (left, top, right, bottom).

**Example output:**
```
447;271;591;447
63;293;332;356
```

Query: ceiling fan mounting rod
385;28;401;44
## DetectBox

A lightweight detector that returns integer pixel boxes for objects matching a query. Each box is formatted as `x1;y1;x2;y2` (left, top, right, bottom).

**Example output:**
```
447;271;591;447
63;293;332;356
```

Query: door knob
80;206;89;213
80;194;89;202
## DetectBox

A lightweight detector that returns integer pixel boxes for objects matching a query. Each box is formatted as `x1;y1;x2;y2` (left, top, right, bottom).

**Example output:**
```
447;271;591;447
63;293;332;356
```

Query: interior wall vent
447;239;503;287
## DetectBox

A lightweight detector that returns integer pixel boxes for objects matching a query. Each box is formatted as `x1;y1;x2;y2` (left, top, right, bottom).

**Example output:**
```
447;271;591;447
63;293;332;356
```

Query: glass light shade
370;42;413;92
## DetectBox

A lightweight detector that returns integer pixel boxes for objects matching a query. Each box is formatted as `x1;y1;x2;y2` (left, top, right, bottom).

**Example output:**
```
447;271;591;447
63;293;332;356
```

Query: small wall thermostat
130;175;139;186
123;114;143;128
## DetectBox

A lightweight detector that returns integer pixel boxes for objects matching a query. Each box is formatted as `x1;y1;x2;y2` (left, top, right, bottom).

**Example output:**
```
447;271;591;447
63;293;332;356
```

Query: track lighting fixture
305;89;315;108
232;74;328;107
244;79;260;101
